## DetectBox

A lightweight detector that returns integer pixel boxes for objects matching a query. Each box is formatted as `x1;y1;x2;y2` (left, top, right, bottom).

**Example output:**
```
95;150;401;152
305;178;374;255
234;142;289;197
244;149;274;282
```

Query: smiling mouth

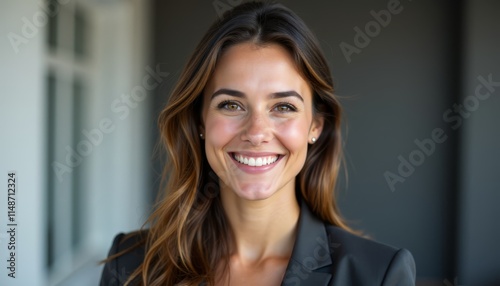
231;153;281;167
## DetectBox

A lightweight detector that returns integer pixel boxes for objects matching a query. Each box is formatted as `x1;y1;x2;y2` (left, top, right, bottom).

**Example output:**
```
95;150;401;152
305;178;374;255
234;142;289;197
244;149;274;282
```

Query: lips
232;153;280;167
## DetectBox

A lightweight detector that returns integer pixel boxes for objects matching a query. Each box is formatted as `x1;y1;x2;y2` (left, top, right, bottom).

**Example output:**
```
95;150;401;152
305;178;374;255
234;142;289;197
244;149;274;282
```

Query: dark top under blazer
100;200;416;286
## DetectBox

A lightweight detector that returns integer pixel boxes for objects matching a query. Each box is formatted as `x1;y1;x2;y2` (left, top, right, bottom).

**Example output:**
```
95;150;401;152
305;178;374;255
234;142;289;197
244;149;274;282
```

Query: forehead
204;42;312;100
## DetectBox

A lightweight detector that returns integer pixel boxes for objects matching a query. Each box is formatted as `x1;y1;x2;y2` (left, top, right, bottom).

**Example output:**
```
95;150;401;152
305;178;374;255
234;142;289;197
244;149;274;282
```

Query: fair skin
202;42;323;286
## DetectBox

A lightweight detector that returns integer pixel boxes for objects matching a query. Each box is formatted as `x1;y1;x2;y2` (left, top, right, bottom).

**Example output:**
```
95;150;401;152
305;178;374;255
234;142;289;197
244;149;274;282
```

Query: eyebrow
210;88;304;102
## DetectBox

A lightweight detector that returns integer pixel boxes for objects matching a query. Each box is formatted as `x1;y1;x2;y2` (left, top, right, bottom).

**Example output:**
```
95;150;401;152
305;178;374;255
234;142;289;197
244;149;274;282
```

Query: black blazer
100;200;416;285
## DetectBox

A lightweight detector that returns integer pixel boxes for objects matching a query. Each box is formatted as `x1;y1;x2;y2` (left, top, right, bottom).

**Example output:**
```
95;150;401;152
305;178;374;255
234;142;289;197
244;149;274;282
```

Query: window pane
46;71;56;268
46;73;74;270
71;78;85;248
46;0;59;50
74;6;86;57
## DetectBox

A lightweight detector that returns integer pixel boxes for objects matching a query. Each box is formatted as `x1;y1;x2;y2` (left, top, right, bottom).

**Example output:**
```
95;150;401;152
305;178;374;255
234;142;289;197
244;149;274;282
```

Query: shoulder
324;225;416;285
289;200;416;285
100;230;147;286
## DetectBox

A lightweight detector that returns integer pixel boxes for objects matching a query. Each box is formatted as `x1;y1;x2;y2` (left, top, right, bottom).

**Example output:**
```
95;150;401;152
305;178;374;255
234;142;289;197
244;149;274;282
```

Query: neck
220;185;300;265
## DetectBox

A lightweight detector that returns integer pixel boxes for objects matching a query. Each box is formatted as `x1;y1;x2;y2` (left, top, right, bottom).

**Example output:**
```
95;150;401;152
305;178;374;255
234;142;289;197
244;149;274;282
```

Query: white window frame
44;1;151;285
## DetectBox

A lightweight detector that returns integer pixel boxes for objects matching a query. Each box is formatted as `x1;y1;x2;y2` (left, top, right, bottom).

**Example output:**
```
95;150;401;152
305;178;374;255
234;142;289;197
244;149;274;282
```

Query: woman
100;2;416;285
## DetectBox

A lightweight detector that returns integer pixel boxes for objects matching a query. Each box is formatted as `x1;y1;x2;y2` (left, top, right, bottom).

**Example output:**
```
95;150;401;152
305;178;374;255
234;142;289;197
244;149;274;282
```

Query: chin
231;183;278;201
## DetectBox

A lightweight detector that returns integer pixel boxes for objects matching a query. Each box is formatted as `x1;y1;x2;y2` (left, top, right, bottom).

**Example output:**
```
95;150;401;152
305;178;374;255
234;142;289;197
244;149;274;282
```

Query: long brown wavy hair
119;2;356;285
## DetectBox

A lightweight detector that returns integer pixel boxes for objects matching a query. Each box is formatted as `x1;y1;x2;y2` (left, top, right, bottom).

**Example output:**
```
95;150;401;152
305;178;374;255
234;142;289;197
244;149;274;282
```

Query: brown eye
277;105;291;112
227;103;239;110
217;100;243;111
274;103;297;113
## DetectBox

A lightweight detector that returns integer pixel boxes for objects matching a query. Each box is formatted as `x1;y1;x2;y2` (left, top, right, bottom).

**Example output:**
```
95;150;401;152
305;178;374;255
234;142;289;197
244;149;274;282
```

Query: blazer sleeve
100;233;126;286
100;231;146;286
381;248;416;286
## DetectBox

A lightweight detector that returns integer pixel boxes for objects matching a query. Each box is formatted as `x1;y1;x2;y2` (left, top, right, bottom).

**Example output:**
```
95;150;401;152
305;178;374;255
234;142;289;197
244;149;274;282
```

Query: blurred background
1;0;499;285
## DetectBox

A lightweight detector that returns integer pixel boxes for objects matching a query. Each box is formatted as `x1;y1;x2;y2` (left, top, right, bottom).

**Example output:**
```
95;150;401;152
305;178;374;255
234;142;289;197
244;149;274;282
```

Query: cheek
204;115;241;150
275;118;310;154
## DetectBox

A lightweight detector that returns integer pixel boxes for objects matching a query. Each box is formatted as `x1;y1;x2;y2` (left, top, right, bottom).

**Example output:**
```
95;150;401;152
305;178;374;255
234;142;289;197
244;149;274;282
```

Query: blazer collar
281;199;333;286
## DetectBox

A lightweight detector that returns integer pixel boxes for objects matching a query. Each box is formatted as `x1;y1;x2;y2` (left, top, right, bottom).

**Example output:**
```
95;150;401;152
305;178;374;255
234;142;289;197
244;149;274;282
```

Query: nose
240;112;273;146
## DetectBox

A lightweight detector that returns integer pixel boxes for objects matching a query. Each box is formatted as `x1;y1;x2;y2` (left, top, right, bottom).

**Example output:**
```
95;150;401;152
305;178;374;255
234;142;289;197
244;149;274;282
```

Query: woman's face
202;42;323;201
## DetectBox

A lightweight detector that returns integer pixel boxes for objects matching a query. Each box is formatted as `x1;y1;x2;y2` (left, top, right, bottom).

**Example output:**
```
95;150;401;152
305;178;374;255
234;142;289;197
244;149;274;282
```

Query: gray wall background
151;0;500;285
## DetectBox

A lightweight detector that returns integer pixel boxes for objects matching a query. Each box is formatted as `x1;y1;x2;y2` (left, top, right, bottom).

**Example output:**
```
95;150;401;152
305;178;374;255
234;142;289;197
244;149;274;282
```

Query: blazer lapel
281;200;333;286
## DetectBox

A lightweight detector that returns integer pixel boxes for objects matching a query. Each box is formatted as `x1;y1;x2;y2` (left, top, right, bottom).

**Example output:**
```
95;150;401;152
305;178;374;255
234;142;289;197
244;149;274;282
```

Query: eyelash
217;100;243;111
273;102;298;112
216;100;298;113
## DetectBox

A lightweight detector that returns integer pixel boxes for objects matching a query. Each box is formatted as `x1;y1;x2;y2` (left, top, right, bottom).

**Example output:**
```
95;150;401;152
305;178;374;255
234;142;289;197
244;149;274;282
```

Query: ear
309;115;324;144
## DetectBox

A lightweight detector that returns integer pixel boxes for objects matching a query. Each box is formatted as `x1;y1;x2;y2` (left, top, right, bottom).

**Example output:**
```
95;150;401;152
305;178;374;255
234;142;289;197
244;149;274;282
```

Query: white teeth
233;154;279;166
